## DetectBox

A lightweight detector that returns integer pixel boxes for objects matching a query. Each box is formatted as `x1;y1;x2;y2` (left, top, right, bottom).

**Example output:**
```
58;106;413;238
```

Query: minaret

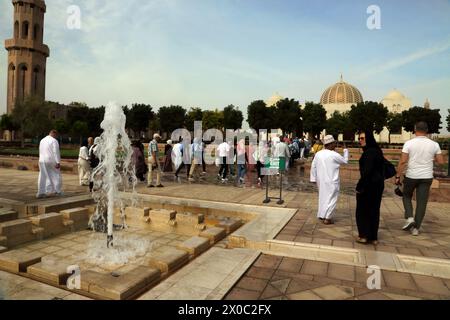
424;98;430;109
5;0;50;114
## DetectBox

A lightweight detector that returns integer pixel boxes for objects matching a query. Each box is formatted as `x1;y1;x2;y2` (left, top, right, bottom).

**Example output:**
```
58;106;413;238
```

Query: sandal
356;237;368;244
323;219;334;225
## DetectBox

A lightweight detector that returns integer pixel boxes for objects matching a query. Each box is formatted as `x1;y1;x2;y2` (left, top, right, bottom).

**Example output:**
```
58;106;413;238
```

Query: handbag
383;158;396;180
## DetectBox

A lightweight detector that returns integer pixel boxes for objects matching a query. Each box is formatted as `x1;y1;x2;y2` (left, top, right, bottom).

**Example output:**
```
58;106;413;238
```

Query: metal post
277;171;284;205
263;175;270;204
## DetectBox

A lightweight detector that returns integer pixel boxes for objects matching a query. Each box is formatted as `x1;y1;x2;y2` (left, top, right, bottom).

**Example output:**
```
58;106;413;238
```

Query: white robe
310;149;349;219
172;143;183;170
37;135;62;196
78;146;90;186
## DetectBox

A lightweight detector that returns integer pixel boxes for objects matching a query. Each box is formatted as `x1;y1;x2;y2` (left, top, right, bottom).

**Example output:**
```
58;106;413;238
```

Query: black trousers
256;161;264;180
219;157;228;179
175;161;191;178
355;185;384;241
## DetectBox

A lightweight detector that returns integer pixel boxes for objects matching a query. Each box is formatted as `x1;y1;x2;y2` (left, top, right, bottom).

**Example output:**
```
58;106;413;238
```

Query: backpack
383;158;396;180
89;145;100;169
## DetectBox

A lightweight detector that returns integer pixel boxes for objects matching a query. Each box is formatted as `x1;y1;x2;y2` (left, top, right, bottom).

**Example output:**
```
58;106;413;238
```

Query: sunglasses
359;137;365;141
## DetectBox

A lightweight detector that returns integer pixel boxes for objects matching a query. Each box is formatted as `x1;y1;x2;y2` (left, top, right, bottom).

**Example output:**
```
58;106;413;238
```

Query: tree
126;103;154;138
349;101;388;134
326;111;354;140
69;102;88;108
157;105;186;134
303;102;327;139
202;109;224;130
446;109;450;132
11;96;52;147
386;112;403;144
54;119;70;137
223;105;244;130
401;106;442;134
86;106;105;137
71;121;89;145
0;114;17;132
67;105;89;124
247;100;275;136
274;98;302;136
185;108;204;132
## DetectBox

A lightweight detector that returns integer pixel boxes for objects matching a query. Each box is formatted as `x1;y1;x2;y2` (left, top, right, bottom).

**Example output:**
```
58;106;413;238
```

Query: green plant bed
0;148;79;159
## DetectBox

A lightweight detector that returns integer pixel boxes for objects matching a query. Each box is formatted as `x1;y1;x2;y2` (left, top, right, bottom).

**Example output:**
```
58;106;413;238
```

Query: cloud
356;38;450;80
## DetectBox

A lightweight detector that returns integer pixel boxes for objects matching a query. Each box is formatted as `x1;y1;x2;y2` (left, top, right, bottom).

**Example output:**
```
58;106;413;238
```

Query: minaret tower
5;0;50;114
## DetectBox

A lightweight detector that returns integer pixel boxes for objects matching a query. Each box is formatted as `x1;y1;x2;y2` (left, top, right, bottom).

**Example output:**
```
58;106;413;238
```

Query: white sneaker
411;228;420;236
402;218;415;231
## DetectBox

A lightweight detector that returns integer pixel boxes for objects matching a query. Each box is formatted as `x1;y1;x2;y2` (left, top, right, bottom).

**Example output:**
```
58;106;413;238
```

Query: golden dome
267;93;283;107
384;89;406;101
320;75;363;105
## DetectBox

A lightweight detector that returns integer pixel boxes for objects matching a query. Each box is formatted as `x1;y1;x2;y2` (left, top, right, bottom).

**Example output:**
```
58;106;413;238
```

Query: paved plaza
0;167;449;300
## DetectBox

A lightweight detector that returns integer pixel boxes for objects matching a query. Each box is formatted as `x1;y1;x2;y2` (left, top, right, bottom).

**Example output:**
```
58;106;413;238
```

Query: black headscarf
363;130;380;151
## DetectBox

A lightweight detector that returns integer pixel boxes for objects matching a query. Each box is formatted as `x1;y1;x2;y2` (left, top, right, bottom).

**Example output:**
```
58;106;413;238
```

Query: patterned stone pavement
225;254;450;300
1;167;450;300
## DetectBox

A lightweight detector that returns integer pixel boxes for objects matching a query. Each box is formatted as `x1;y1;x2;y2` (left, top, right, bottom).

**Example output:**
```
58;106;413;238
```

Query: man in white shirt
37;130;62;198
396;122;445;236
217;140;231;182
310;135;349;224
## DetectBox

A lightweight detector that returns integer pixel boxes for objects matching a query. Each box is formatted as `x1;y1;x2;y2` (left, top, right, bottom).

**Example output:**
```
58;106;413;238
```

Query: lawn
0;147;80;158
0;147;164;159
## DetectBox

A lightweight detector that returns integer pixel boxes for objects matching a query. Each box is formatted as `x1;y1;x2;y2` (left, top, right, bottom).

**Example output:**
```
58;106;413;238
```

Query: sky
0;0;449;133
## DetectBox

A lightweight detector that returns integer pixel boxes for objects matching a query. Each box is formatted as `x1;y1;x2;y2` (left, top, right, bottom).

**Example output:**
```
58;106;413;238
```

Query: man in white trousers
310;135;348;225
37;130;63;198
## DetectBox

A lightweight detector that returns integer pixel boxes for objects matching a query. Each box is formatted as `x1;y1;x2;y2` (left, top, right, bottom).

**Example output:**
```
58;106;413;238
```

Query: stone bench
0;250;42;273
146;248;190;274
27;258;77;285
177;236;210;257
80;266;161;300
0;219;37;247
199;227;227;244
29;213;73;238
60;208;89;231
216;218;243;234
0;208;18;223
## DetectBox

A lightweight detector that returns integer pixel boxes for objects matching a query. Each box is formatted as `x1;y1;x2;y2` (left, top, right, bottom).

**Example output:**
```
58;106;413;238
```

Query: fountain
89;102;137;248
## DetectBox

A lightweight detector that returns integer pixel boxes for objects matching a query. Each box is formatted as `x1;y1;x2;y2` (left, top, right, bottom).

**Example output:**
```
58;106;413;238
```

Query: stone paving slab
225;254;450;300
0;270;90;300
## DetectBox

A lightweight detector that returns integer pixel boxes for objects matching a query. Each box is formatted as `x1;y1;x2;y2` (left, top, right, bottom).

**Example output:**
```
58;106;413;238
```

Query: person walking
217;140;231;183
37;130;62;198
147;133;164;188
310;135;348;225
396;122;445;236
132;140;147;182
88;137;101;192
78;140;90;186
163;140;174;173
273;136;291;171
188;138;202;181
355;131;385;244
237;138;248;185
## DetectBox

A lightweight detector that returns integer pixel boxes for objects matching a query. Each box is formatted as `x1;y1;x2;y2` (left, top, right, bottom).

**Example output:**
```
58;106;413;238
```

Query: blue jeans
238;164;246;180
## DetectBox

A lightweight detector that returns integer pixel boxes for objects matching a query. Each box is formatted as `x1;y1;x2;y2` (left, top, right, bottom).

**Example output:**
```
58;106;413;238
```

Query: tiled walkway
225;254;450;300
1;167;450;300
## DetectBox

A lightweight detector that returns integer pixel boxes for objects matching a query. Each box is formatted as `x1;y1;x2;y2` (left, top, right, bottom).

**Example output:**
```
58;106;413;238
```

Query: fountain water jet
90;102;137;248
